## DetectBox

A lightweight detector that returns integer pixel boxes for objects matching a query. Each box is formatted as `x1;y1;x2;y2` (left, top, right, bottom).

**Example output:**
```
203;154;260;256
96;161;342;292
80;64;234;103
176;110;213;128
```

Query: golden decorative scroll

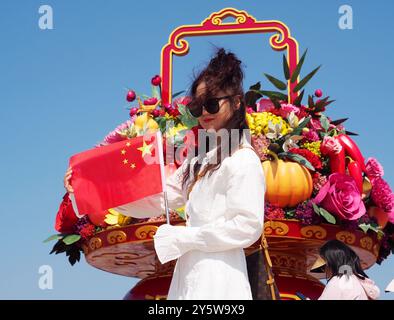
107;230;127;244
264;221;289;236
135;225;159;240
300;226;327;239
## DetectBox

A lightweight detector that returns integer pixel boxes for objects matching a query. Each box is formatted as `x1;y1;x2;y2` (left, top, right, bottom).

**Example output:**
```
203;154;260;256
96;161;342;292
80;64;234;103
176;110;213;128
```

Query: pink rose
313;173;366;221
320;136;343;155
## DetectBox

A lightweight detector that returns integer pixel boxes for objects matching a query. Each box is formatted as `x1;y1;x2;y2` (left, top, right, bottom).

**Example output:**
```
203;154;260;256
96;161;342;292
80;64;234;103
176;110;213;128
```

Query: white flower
266;120;283;140
283;135;304;152
287;111;300;128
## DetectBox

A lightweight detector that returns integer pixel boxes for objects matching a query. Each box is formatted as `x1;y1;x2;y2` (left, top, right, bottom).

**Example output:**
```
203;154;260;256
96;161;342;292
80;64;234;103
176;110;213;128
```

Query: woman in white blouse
64;48;266;300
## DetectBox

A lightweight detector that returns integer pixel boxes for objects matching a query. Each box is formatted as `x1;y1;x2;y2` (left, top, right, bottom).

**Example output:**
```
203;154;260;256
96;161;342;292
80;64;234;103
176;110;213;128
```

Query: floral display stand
81;219;380;300
48;8;393;300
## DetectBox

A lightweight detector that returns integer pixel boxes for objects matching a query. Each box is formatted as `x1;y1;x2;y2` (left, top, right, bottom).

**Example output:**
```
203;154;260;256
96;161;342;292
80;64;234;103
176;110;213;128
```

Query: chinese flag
69;132;164;215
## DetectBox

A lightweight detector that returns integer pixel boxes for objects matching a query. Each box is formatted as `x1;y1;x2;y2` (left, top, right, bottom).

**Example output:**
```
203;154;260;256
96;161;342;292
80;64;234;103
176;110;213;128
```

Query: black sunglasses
187;95;237;118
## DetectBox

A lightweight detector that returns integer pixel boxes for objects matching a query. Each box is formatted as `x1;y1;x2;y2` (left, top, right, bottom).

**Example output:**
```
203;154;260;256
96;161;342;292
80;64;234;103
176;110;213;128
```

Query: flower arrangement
46;53;394;265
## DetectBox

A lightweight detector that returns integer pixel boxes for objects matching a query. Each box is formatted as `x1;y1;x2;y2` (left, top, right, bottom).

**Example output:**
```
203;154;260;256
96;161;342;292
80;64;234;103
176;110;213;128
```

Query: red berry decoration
152;109;160;117
314;89;323;97
129;107;139;116
143;97;158;105
151;75;161;86
126;90;136;102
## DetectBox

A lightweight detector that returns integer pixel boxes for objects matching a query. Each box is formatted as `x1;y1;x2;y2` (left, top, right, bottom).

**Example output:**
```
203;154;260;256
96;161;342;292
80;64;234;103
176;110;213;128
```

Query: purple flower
295;201;322;225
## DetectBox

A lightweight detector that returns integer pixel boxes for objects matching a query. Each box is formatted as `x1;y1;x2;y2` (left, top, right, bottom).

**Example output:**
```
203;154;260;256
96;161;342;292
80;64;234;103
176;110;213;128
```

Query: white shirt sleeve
154;149;266;264
69;159;190;218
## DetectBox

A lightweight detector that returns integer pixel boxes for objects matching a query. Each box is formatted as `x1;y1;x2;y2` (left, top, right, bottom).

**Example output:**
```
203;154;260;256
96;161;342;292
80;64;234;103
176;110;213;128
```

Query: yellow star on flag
121;149;126;155
137;141;153;157
130;163;136;169
123;159;128;164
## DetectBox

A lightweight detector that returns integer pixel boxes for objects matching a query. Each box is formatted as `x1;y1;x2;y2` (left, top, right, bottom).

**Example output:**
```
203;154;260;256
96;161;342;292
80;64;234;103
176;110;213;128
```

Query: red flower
289;148;322;170
79;224;96;240
55;193;79;233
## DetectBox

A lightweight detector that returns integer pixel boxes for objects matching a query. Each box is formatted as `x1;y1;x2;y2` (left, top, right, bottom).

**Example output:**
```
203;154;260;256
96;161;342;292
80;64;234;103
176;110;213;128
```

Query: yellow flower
105;209;132;226
247;112;290;137
301;141;322;157
167;124;188;137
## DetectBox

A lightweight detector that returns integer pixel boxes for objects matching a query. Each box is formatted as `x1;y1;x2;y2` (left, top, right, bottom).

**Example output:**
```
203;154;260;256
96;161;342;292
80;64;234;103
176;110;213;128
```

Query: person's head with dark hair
182;48;249;190
319;239;369;280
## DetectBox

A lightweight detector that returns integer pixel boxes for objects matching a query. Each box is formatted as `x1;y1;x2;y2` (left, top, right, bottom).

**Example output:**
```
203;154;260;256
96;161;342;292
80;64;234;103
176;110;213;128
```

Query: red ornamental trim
160;7;300;105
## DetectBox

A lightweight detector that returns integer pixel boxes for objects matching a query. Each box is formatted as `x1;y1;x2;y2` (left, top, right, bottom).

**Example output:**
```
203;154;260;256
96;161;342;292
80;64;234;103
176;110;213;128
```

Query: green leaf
62;234;81;245
178;104;198;128
358;223;370;234
293;90;304;106
175;207;186;220
319;207;336;224
151;85;160;99
293;65;321;93
171;90;185;99
358;223;384;236
283;54;290;80
50;239;67;255
290;116;311;136
308;95;315;108
43;234;64;243
290;49;308;83
345;130;359;136
245;82;262;108
320;114;330;132
264;73;287;91
312;203;321;215
156;116;168;133
252;89;288;101
331;118;348;126
284;152;315;171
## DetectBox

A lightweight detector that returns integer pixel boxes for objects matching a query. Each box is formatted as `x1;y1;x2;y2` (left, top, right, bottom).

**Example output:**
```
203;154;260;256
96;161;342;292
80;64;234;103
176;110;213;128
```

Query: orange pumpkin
262;152;313;208
367;206;388;229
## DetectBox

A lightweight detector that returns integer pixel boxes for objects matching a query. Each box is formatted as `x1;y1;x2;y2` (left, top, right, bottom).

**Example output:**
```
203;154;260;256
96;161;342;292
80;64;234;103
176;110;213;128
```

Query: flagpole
156;130;171;225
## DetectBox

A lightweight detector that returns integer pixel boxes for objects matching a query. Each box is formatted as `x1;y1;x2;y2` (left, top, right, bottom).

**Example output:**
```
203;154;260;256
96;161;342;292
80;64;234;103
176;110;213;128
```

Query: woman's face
195;81;240;132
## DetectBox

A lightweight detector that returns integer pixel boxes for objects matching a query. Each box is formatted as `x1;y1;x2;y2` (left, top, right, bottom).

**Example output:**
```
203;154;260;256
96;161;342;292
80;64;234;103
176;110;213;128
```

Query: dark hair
319;240;369;281
181;48;249;192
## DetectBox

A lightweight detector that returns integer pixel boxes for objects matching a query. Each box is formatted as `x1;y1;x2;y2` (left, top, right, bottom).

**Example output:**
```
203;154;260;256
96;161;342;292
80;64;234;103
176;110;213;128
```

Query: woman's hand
64;166;74;194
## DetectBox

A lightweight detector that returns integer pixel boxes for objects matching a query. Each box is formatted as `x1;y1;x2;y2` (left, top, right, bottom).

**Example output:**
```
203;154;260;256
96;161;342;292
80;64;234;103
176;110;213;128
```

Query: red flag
69;132;164;215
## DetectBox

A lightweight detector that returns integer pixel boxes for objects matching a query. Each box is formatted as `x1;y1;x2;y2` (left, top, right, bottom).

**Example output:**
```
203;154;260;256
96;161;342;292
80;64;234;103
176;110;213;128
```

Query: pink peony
366;157;384;179
313;173;366;220
320;136;343;155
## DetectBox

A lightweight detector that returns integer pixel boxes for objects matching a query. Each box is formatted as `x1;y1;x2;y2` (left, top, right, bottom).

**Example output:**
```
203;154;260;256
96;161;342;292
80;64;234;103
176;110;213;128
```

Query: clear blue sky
0;0;393;299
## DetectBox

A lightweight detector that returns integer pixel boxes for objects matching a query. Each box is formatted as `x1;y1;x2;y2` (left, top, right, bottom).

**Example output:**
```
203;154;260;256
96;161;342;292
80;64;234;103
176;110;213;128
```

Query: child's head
319;239;369;280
